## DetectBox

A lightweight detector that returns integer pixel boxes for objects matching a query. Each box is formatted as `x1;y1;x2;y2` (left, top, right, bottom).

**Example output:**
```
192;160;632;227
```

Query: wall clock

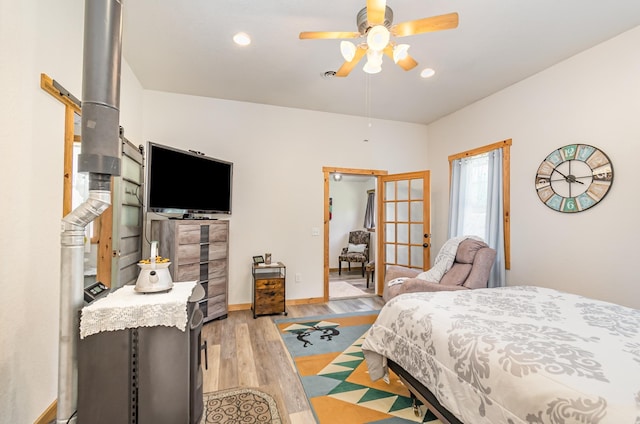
535;144;613;213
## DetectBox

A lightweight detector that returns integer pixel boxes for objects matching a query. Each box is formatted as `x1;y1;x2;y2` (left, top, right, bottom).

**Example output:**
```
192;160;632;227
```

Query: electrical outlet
295;273;302;283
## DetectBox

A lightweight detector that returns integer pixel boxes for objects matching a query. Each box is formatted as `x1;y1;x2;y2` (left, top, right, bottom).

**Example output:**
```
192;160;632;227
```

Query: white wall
142;91;429;304
427;26;640;309
0;1;144;422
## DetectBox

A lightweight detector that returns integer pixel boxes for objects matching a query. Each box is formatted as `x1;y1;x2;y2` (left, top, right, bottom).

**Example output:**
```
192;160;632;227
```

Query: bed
361;286;640;423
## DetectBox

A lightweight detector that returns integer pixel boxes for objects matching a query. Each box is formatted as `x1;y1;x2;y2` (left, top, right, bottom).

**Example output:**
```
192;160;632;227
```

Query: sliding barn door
377;171;431;292
97;136;144;289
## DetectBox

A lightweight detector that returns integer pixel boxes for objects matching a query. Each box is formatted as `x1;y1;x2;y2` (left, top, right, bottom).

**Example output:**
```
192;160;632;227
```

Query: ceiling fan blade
299;31;361;40
383;46;418;71
366;0;387;26
392;12;459;37
335;47;367;77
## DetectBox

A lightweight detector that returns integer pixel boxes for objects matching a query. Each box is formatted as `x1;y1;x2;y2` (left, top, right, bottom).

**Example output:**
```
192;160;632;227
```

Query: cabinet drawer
208;223;228;242
254;291;285;315
176;262;199;281
176;244;200;265
208;277;226;297
177;225;202;244
255;278;283;290
207;294;226;317
176;260;228;282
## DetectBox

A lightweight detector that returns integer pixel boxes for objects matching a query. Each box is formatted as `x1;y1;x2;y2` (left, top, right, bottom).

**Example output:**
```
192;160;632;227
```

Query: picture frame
253;255;265;264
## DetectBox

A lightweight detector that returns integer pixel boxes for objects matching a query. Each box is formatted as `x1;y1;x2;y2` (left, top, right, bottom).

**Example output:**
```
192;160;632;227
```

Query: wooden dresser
151;219;229;322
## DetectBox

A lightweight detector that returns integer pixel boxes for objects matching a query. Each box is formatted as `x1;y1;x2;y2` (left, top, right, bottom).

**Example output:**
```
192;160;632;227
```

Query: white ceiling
122;1;640;125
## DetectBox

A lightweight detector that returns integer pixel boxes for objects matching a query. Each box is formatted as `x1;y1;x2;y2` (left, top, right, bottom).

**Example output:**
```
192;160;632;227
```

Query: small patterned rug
200;388;282;424
329;280;366;299
275;311;441;424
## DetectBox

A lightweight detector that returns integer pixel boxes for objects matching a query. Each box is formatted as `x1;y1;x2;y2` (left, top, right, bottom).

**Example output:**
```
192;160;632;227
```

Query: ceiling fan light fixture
393;44;410;63
366;25;390;51
363;61;382;74
366;48;383;67
340;41;357;62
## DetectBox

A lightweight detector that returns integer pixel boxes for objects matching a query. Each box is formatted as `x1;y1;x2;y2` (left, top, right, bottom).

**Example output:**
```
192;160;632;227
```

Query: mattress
361;286;640;423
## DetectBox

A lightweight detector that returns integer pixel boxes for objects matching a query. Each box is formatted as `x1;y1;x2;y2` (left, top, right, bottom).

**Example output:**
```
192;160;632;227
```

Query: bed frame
388;359;463;424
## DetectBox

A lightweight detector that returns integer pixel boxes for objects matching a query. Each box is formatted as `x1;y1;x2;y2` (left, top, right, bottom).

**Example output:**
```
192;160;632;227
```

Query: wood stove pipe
57;0;123;422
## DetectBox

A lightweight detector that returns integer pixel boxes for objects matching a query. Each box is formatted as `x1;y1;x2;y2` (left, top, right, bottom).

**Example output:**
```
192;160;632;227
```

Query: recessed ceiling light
233;32;251;46
420;68;436;78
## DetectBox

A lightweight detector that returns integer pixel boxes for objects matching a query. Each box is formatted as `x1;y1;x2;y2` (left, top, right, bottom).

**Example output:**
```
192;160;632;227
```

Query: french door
376;171;431;293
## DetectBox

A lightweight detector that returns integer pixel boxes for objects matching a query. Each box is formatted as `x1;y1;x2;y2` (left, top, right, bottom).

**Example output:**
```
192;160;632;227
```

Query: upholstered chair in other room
383;238;496;302
338;230;371;277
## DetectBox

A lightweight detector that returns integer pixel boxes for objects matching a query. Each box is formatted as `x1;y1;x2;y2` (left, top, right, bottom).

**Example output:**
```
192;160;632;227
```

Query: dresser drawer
255;278;283;290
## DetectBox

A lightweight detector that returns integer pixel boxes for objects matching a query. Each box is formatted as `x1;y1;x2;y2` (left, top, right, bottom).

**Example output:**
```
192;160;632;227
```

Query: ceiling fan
299;0;458;77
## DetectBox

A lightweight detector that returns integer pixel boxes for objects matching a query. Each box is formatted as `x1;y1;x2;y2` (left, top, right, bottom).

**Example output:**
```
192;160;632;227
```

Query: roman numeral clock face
535;144;613;213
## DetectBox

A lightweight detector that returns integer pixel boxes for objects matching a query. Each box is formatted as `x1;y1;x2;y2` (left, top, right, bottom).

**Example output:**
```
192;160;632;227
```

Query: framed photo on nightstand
253;255;265;265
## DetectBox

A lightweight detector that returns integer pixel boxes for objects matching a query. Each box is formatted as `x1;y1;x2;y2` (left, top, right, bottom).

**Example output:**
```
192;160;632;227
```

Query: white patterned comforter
361;286;640;423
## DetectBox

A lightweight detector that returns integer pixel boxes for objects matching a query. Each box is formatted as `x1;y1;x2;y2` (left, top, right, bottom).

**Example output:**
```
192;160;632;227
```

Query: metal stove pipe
57;0;122;422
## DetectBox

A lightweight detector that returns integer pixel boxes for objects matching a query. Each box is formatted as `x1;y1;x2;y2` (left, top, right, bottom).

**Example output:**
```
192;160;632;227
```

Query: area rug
275;311;441;424
329;280;366;299
201;387;282;424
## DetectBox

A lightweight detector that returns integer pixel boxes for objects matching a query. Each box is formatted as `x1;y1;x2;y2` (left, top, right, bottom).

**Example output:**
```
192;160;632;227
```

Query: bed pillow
348;243;366;253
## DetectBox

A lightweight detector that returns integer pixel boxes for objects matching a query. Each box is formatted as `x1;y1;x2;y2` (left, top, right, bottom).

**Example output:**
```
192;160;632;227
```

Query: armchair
338;230;370;277
383;238;496;302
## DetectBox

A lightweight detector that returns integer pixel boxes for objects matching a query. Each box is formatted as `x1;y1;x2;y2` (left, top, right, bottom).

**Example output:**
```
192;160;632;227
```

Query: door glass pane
122;155;141;183
397;245;409;266
410;223;422;244
397;202;408;221
411;246;424;268
385;202;395;221
409;179;423;200
386;244;395;263
122;205;140;226
385;223;396;242
385;181;395;201
397;180;408;200
397;223;408;244
410;200;423;221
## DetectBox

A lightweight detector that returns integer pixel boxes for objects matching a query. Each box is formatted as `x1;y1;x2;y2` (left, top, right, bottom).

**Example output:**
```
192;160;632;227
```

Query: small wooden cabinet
252;262;287;318
151;219;229;322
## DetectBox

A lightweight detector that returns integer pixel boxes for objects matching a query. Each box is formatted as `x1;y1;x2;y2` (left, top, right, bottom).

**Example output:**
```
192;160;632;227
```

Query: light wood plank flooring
201;296;385;424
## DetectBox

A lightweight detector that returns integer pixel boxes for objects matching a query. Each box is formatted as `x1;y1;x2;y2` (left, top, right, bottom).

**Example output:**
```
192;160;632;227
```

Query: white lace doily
80;281;197;339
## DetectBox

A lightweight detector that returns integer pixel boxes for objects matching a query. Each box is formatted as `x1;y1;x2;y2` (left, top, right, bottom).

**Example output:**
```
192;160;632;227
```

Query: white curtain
448;148;505;287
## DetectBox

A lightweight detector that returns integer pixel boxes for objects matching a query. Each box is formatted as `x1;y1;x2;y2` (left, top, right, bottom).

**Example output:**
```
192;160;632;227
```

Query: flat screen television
146;142;233;215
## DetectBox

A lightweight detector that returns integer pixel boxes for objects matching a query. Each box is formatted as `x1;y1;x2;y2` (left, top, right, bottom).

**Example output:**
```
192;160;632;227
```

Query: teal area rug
275;311;440;424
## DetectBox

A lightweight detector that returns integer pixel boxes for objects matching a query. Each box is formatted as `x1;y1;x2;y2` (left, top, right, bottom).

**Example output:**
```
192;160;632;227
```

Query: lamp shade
340;41;357;62
366;25;390;51
393;44;410;63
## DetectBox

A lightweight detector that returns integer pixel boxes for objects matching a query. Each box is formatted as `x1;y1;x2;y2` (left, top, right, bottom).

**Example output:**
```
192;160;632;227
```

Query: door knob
424;233;430;238
423;243;429;248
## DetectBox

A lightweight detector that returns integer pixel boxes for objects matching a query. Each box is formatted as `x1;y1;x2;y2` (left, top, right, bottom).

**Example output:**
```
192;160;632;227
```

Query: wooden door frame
322;166;388;302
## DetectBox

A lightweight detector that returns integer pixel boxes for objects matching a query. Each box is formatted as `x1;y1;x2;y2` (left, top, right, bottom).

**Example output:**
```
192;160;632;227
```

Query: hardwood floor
201;296;385;424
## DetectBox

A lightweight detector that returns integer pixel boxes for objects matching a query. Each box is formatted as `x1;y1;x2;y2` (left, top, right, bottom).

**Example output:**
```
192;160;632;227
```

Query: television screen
146;142;233;215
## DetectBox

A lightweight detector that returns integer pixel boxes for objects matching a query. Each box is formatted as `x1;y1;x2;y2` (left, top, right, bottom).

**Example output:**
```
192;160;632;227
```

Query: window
448;139;511;286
